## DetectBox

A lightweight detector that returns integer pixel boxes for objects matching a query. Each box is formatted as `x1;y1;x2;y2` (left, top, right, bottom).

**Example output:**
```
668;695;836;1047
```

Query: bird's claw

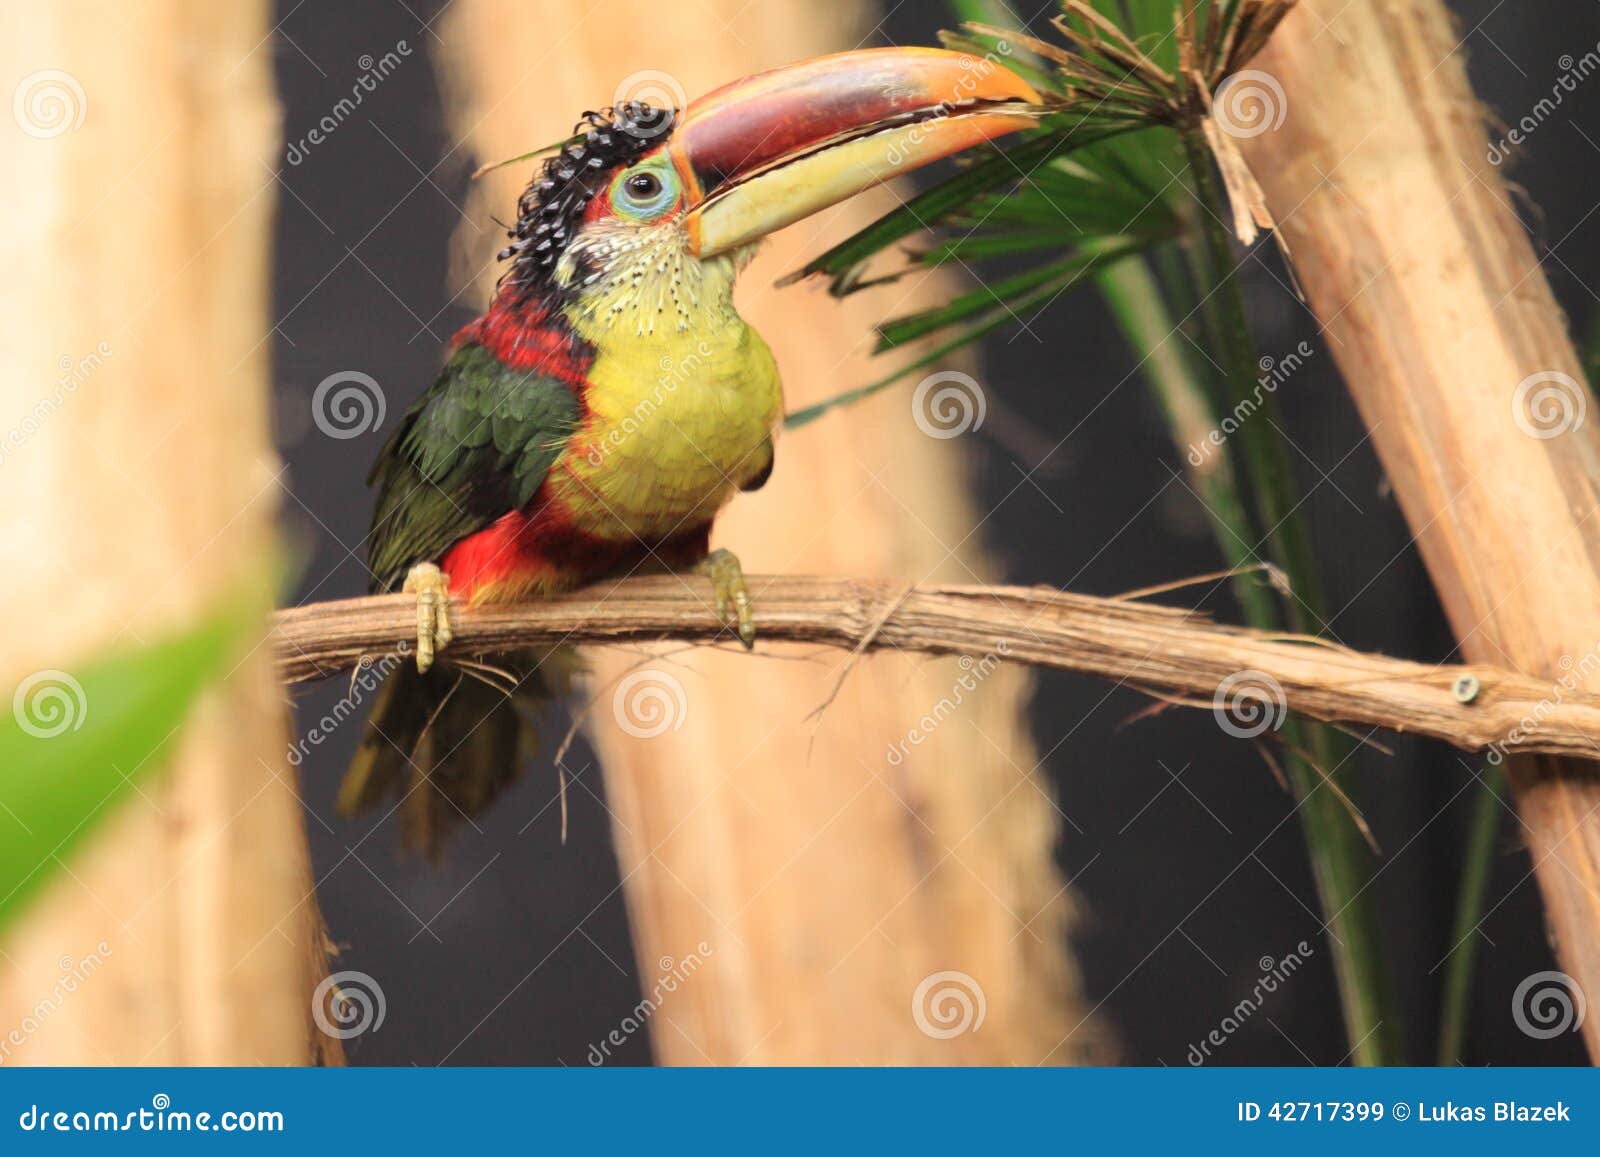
697;548;755;649
402;562;453;673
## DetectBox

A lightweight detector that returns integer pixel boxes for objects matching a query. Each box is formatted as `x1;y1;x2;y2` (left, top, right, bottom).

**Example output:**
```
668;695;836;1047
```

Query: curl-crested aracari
342;47;1040;853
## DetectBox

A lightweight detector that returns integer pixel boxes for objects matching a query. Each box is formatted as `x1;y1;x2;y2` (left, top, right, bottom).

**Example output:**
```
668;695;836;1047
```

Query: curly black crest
497;103;676;300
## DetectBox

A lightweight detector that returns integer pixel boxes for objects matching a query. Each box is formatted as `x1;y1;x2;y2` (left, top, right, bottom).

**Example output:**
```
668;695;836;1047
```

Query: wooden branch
274;576;1600;762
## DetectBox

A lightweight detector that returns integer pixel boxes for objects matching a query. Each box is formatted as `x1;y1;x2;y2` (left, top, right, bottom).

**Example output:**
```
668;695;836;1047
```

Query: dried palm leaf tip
952;0;1299;126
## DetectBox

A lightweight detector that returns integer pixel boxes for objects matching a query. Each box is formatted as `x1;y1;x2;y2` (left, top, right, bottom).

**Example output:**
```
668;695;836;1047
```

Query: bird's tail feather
338;647;576;858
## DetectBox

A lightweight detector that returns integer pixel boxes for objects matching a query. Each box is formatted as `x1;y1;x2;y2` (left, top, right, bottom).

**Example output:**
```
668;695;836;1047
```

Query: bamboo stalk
1236;0;1600;1059
0;0;333;1063
270;578;1600;762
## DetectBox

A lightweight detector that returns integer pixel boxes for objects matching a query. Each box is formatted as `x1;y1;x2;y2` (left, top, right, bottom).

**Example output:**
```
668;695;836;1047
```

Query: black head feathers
497;104;676;300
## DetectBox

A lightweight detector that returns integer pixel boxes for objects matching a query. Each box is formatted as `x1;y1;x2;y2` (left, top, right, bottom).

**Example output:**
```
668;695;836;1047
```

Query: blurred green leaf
0;604;252;938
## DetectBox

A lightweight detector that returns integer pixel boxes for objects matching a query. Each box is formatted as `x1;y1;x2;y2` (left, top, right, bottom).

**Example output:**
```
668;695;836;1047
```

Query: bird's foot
402;562;454;673
696;548;755;650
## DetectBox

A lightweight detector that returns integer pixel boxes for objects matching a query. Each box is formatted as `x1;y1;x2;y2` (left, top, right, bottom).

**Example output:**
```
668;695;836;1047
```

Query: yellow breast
552;319;782;541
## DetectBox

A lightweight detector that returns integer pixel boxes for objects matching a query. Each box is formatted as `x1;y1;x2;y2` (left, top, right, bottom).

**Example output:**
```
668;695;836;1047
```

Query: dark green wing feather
366;343;580;592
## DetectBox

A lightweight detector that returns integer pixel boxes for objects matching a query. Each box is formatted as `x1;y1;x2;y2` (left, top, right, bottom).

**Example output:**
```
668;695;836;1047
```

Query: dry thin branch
274;575;1600;761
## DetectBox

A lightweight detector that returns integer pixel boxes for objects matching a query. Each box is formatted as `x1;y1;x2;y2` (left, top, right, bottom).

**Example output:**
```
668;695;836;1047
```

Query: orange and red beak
663;47;1042;257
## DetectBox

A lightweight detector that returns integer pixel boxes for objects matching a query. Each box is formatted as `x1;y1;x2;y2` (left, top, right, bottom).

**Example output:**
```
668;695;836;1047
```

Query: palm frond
781;0;1297;431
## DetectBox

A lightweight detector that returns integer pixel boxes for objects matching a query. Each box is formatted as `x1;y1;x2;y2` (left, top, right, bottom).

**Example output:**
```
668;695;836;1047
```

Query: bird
338;46;1040;855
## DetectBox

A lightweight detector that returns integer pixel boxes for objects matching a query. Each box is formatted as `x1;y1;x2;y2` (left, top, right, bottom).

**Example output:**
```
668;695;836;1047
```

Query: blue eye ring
610;162;679;221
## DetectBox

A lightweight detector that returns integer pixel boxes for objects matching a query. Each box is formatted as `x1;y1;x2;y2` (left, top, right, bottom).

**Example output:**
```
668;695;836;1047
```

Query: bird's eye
609;164;679;220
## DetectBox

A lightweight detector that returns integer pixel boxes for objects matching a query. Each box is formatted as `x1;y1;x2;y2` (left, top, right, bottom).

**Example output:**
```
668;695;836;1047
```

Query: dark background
270;0;1600;1065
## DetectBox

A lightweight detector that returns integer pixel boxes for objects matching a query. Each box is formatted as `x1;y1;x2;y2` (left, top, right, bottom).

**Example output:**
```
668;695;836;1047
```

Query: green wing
366;343;580;593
